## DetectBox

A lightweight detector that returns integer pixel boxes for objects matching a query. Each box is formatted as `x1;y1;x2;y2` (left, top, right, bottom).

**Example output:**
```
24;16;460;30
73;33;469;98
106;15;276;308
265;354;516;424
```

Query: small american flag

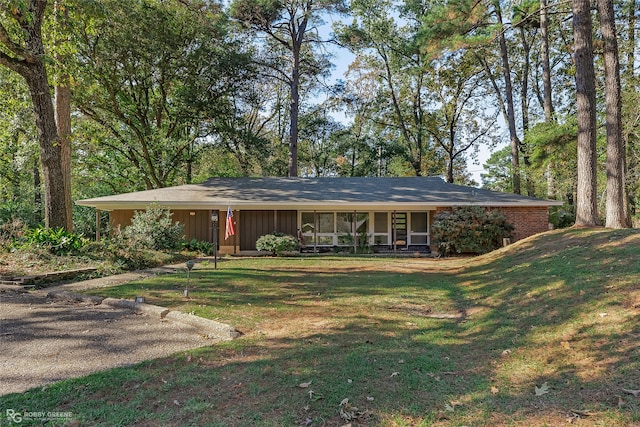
225;206;235;240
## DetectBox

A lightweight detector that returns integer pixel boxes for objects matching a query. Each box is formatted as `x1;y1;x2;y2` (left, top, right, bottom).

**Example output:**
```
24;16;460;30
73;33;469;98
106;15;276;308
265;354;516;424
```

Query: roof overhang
76;177;565;212
76;200;562;212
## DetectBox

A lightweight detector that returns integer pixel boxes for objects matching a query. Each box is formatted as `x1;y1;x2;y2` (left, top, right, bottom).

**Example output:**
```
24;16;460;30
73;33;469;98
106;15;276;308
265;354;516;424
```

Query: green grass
1;228;639;426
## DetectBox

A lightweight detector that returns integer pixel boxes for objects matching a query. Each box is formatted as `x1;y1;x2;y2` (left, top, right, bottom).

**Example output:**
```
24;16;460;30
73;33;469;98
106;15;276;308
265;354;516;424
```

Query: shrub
122;204;184;251
336;231;371;254
256;232;299;256
431;206;514;256
84;234;176;271
549;205;575;229
0;200;41;228
0;218;28;250
21;226;89;255
181;238;214;255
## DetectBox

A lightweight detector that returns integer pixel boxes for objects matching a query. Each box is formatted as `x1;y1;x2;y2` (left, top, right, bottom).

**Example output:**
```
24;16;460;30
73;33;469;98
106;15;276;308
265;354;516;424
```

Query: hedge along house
76;177;563;254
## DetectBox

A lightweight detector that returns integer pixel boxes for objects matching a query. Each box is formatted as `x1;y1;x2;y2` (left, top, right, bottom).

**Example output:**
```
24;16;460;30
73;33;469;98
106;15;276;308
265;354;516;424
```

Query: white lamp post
184;260;195;297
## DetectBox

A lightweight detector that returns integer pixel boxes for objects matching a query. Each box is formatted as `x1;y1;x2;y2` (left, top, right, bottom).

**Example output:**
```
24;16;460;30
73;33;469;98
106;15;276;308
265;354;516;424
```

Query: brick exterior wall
434;206;550;242
498;206;551;241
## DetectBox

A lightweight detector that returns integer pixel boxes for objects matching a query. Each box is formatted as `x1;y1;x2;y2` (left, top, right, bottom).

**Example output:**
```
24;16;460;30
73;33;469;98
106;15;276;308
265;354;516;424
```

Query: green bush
21;226;89;255
83;234;175;271
256;232;299;256
181;238;214;255
0;218;28;250
549;205;575;229
0;200;41;228
78;205;184;270
432;206;514;256
122;204;184;251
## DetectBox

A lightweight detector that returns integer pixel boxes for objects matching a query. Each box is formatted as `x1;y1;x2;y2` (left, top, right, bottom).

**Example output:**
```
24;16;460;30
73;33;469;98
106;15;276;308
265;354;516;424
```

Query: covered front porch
298;210;432;253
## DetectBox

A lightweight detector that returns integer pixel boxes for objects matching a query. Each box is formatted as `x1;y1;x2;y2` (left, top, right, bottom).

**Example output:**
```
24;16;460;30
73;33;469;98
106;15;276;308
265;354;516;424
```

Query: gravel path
0;267;219;396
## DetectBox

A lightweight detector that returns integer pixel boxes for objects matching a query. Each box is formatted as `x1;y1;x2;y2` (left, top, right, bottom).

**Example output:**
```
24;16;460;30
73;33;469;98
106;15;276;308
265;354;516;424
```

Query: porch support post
353;210;357;254
96;209;101;241
393;210;397;253
313;210;317;253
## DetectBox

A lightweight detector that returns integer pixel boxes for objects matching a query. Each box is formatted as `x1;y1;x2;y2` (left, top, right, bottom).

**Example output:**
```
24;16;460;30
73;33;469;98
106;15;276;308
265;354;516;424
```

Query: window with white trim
409;212;429;245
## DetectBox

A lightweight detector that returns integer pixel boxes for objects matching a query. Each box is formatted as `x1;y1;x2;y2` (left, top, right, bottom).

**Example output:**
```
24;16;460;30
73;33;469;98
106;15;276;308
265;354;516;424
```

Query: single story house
76;177;563;254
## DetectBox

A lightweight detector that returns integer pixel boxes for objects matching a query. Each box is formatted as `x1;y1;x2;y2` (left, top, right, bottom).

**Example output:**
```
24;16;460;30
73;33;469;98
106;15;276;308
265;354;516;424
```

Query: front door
393;212;407;247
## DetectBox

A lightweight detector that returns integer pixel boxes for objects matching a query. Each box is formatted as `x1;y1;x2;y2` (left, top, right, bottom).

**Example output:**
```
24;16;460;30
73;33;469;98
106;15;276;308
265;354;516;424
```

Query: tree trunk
540;0;556;199
519;26;535;196
623;0;635;222
54;0;73;231
495;2;521;195
598;0;628;228
288;16;307;178
55;84;73;231
446;159;454;183
26;64;69;230
289;63;299;177
0;0;70;230
572;0;599;226
540;0;554;122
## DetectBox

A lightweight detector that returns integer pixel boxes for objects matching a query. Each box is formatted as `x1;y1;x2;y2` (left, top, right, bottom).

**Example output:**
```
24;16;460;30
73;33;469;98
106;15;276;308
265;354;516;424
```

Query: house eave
76;199;563;212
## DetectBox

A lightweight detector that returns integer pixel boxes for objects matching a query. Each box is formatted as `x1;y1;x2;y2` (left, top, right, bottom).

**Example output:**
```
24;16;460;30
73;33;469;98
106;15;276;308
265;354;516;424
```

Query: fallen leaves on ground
308;390;323;401
534;382;550;396
338;398;372;422
622;388;640;397
567;409;592;423
435;400;460;420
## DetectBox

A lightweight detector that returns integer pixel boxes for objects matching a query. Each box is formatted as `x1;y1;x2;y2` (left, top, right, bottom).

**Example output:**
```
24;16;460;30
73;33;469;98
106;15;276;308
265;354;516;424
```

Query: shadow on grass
1;229;639;426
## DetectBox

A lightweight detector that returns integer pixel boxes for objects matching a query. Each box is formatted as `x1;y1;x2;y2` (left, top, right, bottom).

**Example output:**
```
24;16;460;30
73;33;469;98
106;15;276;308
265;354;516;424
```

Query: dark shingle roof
77;177;562;210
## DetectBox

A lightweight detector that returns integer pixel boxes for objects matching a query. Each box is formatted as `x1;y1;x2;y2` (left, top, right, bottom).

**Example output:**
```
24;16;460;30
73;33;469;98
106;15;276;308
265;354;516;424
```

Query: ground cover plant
1;228;639;426
0;205;204;279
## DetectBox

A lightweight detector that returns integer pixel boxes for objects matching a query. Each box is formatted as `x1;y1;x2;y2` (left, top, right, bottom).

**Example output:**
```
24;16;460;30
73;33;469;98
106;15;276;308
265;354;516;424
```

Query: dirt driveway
0;273;217;396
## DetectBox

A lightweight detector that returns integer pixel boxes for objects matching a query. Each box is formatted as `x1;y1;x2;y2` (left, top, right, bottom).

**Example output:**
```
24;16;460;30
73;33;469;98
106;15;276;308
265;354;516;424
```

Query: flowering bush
256;232;299;256
432;206;514;256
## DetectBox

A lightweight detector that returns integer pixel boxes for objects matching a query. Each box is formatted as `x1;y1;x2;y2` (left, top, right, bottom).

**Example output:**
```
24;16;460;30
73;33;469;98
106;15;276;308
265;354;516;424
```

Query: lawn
1;228;639;426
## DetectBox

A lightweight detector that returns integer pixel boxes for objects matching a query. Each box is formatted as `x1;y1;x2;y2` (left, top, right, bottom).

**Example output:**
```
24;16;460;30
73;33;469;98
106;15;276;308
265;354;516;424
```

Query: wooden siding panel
171;210;212;242
277;210;298;236
109;210;135;230
239;210;298;250
240;210;274;250
110;209;212;242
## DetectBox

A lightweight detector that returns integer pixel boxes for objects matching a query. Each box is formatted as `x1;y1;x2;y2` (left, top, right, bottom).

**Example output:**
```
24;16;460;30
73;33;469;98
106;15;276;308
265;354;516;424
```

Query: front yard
1;228;640;426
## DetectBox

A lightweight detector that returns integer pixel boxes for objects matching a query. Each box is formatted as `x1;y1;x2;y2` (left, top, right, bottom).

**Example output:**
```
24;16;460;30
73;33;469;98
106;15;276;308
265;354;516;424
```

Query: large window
300;212;369;246
301;212;335;246
336;212;368;245
373;212;388;245
300;211;429;247
410;212;429;244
